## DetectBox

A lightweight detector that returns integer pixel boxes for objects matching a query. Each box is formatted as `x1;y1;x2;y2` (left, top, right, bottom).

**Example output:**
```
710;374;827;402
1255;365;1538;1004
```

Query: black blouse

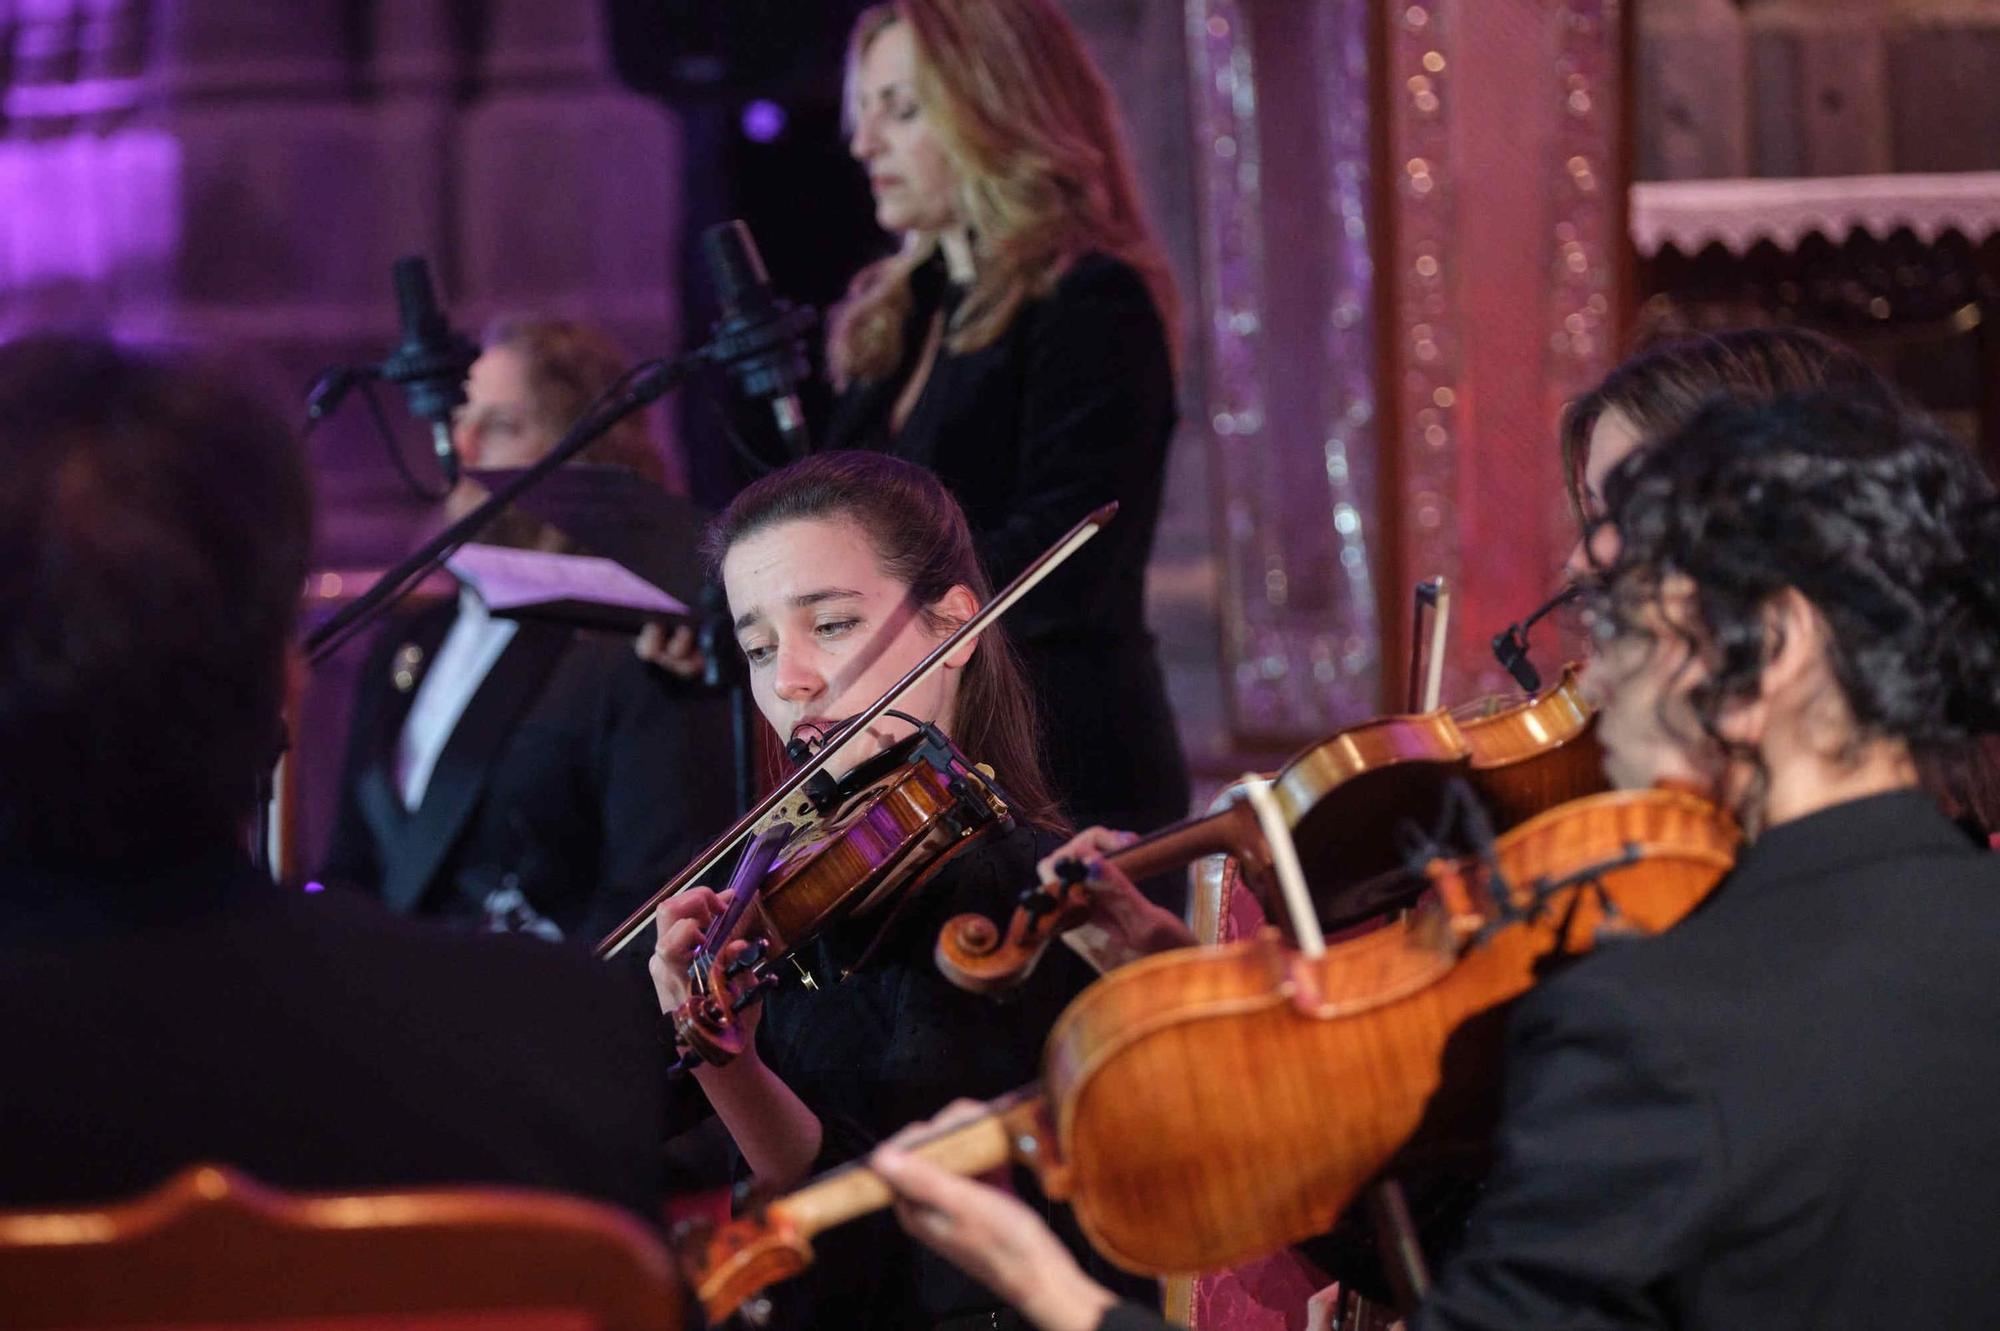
695;823;1138;1329
825;253;1191;836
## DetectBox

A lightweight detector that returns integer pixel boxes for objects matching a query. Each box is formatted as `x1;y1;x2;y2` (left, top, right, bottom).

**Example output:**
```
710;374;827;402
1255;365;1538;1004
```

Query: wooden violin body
1041;784;1734;1272
683;785;1738;1319
937;669;1606;994
671;728;1013;1067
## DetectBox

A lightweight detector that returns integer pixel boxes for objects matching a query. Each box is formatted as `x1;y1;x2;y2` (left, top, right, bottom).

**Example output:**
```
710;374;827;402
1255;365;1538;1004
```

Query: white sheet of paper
446;543;691;618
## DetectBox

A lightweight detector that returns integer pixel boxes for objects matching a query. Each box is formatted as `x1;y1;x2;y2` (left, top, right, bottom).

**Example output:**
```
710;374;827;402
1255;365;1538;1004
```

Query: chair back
0;1165;683;1331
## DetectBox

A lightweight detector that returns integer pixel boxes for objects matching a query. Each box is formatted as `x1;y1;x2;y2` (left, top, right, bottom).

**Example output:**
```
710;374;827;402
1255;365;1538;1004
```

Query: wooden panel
1745;0;1892;177
1636;0;1750;181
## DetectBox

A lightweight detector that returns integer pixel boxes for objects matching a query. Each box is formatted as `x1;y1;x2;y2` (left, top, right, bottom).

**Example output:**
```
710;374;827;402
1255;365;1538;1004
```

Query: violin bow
1420;575;1451;714
1240;775;1325;957
596;500;1121;958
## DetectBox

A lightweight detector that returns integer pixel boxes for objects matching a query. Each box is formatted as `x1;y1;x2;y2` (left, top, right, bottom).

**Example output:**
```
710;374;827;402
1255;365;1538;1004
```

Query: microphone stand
254;354;701;883
303;355;695;667
698;579;760;818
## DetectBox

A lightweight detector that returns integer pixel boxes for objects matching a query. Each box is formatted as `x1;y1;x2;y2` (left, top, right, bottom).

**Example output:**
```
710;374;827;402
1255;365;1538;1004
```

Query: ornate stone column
1182;0;1628;742
1186;0;1387;746
1381;0;1627;698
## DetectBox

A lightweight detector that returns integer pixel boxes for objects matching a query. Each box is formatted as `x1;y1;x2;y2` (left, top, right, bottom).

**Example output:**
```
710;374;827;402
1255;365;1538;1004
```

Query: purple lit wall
0;0;682;869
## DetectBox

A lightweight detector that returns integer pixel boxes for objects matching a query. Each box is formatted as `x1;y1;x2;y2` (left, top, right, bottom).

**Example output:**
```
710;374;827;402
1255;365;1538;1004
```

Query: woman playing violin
651;451;1141;1329
873;388;2000;1331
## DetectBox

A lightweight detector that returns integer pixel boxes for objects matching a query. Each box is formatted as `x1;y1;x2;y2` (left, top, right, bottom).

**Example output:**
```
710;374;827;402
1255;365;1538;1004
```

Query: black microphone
701;220;817;460
1491;584;1582;694
378;255;480;485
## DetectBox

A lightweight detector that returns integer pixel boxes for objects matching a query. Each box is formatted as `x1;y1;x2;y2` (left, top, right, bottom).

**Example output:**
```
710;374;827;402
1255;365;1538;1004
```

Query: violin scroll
935;862;1092;994
671;938;780;1070
677;1211;810;1327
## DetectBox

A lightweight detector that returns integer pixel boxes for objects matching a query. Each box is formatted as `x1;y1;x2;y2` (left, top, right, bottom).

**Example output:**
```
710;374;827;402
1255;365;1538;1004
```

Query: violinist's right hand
1044;827;1196;974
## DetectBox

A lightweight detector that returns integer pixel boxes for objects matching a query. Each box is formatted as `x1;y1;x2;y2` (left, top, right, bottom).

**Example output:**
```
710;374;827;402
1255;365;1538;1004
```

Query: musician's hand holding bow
1046;827;1196;974
872;1102;1120;1331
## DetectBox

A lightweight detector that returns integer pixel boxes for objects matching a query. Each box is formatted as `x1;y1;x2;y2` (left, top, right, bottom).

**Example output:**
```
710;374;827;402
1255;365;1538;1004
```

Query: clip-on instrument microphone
1491;583;1582;694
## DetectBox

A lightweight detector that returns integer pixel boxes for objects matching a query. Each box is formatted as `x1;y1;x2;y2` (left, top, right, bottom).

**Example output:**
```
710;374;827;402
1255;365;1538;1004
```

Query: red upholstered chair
0;1165;684;1331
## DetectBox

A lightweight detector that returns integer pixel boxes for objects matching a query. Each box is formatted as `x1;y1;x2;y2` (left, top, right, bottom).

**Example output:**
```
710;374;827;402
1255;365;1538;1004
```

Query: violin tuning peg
729;973;780;1016
723;938;770;977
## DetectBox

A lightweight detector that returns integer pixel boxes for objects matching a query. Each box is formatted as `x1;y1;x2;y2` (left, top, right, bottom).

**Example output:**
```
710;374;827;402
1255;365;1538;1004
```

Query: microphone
701;220;817;460
378;255;480;485
1491;584;1582;694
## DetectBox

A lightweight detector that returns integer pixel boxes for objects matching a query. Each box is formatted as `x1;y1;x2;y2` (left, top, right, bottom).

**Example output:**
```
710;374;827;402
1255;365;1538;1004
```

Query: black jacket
826;253;1190;835
0;848;663;1219
319;603;730;949
1418;788;2000;1330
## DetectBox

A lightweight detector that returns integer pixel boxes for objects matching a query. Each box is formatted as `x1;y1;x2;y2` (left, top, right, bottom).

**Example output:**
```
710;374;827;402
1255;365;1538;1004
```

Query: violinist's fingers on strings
654;886;725;934
883;1099;988;1153
1035;827;1139;884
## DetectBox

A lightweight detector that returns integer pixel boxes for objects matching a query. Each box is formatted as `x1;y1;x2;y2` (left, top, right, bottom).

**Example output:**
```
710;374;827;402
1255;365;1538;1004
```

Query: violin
670;724;1014;1067
681;783;1738;1321
935;667;1605;994
600;502;1121;1068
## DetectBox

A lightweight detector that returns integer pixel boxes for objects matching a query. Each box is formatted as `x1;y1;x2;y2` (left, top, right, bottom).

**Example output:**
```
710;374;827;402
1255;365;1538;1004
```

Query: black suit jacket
320;603;730;949
0;848;663;1218
1417;788;2000;1330
824;253;1190;835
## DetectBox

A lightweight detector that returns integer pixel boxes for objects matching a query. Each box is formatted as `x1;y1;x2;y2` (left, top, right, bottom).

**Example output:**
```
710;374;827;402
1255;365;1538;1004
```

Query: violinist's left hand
1043;827;1196;974
872;1102;1120;1331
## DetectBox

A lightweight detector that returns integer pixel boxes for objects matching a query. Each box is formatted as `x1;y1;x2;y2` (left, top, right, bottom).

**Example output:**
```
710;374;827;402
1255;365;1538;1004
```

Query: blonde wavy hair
828;0;1179;388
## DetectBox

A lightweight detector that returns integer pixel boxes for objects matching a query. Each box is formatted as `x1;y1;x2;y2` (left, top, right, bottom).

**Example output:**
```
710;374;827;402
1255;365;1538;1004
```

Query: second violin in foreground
936;667;1605;994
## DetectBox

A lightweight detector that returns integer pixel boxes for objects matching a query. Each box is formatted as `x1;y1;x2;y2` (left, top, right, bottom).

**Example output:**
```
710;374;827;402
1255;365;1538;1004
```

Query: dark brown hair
1561;327;1887;534
0;335;311;869
1588;391;2000;832
705;452;1065;831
